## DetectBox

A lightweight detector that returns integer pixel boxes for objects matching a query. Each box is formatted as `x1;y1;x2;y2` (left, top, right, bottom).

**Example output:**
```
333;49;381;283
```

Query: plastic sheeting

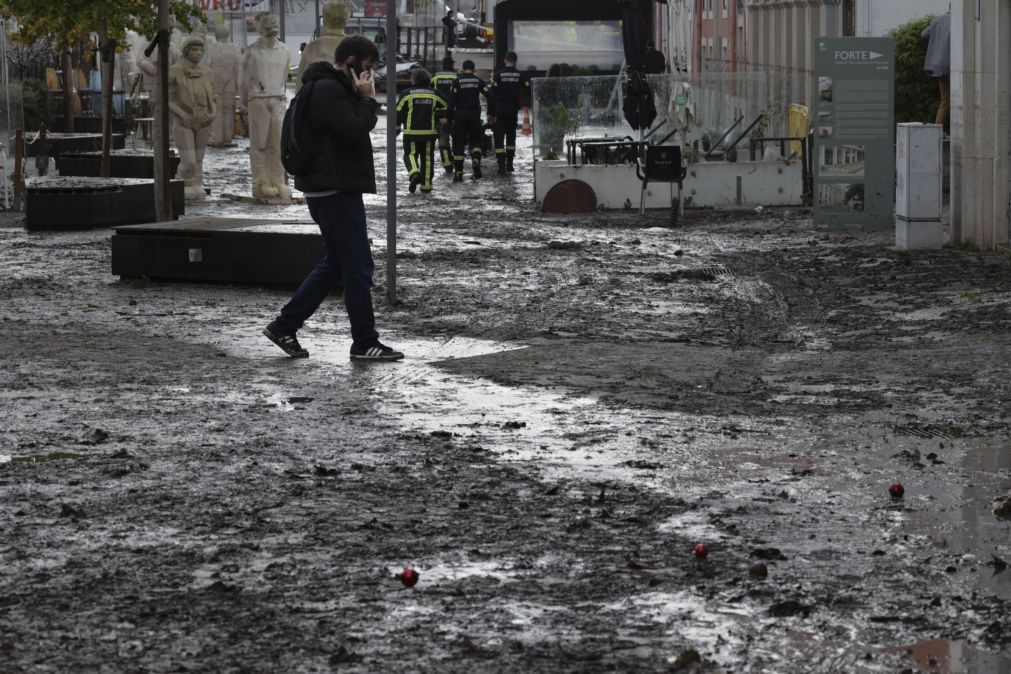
530;69;808;159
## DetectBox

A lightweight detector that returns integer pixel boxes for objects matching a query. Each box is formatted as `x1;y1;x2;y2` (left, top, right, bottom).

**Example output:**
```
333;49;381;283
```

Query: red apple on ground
693;543;709;559
889;482;905;499
399;567;419;587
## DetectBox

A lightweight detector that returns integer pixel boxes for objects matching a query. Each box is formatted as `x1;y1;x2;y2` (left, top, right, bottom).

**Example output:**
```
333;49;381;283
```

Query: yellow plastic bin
789;103;809;157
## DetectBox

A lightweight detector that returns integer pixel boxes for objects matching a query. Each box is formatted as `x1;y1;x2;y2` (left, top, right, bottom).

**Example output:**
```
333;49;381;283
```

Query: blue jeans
275;193;379;347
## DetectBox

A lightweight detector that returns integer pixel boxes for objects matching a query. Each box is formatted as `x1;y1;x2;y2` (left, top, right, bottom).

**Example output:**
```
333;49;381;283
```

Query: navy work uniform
397;86;449;193
489;65;531;173
450;70;490;182
430;68;458;174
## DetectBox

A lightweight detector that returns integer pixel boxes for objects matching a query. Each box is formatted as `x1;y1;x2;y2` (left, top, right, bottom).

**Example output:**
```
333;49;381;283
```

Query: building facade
694;0;744;73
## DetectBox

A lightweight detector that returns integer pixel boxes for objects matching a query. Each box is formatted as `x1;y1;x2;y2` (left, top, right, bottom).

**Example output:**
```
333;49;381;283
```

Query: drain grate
650;266;731;283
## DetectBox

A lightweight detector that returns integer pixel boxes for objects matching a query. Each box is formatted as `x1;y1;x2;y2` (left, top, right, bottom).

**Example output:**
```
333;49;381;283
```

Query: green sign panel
813;38;895;228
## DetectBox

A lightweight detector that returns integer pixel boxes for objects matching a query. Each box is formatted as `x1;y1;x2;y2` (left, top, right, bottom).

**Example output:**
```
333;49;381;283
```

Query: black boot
506;154;515;173
472;156;482;180
497;156;507;174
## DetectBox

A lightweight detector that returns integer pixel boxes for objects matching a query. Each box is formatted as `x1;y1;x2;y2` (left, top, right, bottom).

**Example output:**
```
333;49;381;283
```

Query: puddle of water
899;441;1011;600
656;512;727;542
5;452;89;463
610;590;754;668
885;637;1011;673
387;558;513;585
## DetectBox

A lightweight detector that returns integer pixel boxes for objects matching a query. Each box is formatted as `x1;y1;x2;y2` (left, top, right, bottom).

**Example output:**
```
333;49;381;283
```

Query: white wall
854;0;949;37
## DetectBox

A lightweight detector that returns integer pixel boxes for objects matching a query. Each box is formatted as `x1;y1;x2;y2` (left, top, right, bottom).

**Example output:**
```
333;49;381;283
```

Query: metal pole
314;0;321;36
1;19;10;139
278;0;286;43
386;0;398;303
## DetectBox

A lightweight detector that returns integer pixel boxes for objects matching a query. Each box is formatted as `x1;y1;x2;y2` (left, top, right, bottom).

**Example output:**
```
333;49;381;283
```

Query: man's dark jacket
295;61;379;194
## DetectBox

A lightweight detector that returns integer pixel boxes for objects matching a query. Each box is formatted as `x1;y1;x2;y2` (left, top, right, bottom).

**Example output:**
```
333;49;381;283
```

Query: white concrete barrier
535;158;805;210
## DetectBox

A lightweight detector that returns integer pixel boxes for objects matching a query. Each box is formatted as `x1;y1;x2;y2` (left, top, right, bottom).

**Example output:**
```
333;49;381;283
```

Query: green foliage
544;102;580;137
539;102;580;159
0;0;205;50
890;15;936;125
21;78;47;130
0;79;48;131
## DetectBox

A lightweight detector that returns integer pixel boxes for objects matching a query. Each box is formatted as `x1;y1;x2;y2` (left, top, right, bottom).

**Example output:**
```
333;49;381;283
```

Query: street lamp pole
386;0;398;303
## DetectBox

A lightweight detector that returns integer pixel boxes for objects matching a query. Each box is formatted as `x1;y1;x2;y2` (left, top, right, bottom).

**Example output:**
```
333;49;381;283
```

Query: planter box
53;116;128;135
55;151;180;179
112;218;322;286
26;177;185;231
24;132;126;158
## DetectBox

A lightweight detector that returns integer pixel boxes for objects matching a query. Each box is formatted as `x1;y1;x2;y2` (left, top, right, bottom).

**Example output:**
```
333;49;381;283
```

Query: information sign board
813;38;895;228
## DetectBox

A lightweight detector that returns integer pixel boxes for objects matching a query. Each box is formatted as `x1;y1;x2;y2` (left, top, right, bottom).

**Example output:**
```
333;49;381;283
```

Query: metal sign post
812;37;895;228
386;0;398;304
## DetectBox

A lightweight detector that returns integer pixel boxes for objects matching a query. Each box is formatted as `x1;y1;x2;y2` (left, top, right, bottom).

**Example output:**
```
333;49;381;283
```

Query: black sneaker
350;342;404;361
409;172;421;194
263;323;309;358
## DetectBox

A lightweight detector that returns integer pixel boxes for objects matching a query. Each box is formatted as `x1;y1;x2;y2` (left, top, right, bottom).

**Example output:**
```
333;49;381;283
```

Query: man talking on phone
263;34;404;361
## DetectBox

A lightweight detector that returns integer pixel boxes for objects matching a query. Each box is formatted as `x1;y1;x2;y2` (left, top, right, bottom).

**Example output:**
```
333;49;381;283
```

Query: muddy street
1;128;1010;673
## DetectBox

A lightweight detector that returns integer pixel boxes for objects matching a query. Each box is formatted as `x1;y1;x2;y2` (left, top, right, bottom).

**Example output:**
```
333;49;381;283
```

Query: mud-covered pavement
2;117;1010;673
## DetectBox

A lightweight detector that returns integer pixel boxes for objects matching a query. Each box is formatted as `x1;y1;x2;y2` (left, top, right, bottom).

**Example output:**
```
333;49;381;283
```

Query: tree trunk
155;0;173;221
61;49;74;133
99;26;115;178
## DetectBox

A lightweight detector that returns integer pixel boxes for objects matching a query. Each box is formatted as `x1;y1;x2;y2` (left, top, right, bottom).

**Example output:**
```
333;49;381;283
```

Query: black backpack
281;81;318;176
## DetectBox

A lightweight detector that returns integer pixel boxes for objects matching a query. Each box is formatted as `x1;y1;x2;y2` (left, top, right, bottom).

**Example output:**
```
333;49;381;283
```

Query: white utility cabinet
895;123;943;249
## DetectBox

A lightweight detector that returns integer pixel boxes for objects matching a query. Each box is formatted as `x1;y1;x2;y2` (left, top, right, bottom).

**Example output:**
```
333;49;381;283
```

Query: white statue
295;0;349;92
168;36;216;199
136;27;181;98
207;24;241;146
241;12;291;199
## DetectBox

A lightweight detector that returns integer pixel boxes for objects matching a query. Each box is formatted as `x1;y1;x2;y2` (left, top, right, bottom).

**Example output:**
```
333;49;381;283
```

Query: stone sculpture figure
241;13;292;199
207;24;241;146
295;0;349;92
136;27;181;98
167;36;216;200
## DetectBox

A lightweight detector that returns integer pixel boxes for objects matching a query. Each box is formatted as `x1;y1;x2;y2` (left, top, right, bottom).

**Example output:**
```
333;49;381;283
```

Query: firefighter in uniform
430;56;458;175
449;59;490;183
396;69;448;193
488;51;530;174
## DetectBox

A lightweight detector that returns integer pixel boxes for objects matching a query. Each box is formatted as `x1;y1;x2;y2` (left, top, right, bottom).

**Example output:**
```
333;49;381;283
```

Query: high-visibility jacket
396;86;449;135
430;70;458;114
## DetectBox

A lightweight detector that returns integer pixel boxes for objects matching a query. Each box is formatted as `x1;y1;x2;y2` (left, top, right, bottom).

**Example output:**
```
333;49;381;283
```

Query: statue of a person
241;13;291;199
207;24;241;146
136;27;181;147
168;36;216;199
295;0;349;92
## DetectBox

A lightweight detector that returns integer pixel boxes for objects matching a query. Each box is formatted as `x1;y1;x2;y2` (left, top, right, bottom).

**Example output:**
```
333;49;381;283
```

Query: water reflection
901;440;1011;600
887;637;1010;674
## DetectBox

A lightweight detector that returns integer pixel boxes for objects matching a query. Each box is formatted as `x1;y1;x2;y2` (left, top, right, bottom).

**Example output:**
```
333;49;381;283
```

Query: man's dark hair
442;56;455;70
334;34;380;65
505;51;518;63
646;39;655;49
462;59;475;71
411;68;431;87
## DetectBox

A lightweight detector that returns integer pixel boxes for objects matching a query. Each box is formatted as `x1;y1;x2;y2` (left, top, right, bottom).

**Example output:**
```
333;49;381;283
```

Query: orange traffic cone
520;107;532;136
